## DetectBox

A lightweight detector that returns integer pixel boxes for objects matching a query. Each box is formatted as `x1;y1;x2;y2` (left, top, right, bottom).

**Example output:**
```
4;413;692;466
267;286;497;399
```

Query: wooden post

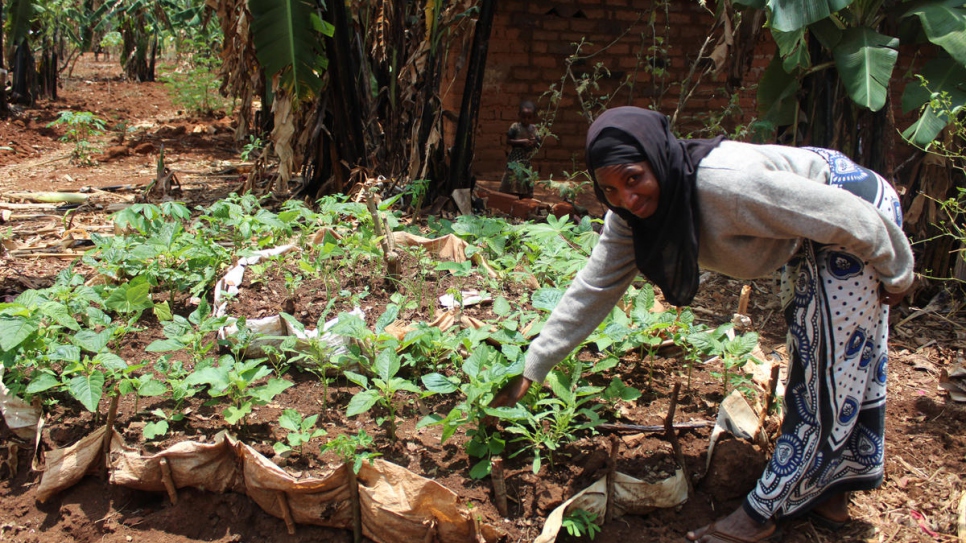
277;491;296;535
664;382;693;497
604;435;621;523
101;393;120;480
347;464;362;543
366;193;401;288
490;456;508;517
159;457;178;504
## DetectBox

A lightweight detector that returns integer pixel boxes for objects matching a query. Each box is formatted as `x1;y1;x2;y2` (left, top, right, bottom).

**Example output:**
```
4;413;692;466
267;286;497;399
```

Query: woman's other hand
879;284;909;306
483;375;532;427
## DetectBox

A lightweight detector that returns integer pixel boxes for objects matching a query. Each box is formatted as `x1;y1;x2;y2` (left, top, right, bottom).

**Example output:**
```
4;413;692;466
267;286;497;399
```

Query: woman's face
594;161;661;219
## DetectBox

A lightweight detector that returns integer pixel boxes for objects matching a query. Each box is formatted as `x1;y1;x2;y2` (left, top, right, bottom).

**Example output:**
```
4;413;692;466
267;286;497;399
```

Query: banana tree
738;0;966;172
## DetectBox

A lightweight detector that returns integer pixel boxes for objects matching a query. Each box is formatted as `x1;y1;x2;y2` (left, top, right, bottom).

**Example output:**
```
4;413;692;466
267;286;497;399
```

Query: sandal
806;510;850;532
685;521;782;543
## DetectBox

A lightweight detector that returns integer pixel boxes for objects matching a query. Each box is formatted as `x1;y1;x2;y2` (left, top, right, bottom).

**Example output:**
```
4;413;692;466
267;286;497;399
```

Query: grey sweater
522;141;915;383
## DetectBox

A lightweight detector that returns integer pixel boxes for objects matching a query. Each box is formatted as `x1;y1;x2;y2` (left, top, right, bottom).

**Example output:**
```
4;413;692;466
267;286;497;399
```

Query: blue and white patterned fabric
743;148;901;522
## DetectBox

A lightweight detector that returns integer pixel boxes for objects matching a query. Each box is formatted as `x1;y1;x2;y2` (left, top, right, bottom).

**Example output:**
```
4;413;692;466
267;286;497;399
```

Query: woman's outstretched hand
879;284;910;307
483;375;532;428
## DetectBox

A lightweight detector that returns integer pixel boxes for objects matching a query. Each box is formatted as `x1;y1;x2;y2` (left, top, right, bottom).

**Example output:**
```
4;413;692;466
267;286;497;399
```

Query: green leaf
375;304;400;334
531;288;565;312
901;57;966;145
224;402;253;425
185;366;230;393
832;27;899;112
143;420;169;440
104;279;154;315
73;329;113;354
374;349;399;382
248;0;324;100
69;371;105;412
493;296;512;317
767;0;853;33
137;377;168;397
25;372;61;394
346;390;380;417
273;441;294;455
250;378;294;404
462;346;489;379
469;458;492;479
0;315;38;351
279;408;302;431
40;301;80;331
902;3;966;66
344;370;369;388
94;352;129;372
421;373;458;394
154;301;173;322
757;52;803;128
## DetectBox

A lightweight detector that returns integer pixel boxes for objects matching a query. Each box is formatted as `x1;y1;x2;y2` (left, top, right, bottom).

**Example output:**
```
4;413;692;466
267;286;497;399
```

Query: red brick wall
442;1;768;181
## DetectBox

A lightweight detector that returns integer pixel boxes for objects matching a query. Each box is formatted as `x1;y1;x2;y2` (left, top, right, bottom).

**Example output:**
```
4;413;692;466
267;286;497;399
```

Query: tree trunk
0;0;8;117
300;0;368;200
12;40;36;106
447;0;497;197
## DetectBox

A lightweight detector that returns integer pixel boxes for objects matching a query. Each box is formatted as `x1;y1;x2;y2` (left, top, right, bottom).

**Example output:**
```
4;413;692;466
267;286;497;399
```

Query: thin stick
604;434;620;523
159;457;178;504
490;456;508;517
347;464;362;543
598;421;713;433
664;382;693;497
277;491;296;535
756;363;781;449
957;488;965;543
101;393;120;480
737;284;752;315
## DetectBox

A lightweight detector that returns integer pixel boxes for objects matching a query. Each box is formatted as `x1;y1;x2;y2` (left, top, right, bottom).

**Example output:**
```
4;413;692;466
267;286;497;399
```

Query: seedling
47;110;106;165
143;408;186;441
273;408;327;456
185;355;293;426
344;348;421;441
562;508;602;539
321;430;380;474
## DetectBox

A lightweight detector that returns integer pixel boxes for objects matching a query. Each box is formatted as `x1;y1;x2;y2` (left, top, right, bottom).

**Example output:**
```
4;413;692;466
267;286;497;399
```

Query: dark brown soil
2;54;965;543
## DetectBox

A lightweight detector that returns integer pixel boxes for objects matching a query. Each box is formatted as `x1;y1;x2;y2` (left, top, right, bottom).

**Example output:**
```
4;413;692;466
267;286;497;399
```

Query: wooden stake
664;382;693;497
598;421;713;433
347;464;363;543
737;284;752;315
159;457;178;504
604;434;621;524
277;491;296;535
365;193;401;287
101;393;120;480
956;487;965;543
490;456;508;517
757;363;782;449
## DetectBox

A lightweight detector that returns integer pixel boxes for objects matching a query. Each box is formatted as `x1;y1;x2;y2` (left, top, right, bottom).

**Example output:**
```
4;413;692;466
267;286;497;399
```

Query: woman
489;107;914;542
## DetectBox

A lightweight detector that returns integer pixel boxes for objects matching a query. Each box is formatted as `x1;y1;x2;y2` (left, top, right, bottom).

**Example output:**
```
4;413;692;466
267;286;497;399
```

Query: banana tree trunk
0;0;7;117
11;39;35;106
447;0;497;197
300;0;368;200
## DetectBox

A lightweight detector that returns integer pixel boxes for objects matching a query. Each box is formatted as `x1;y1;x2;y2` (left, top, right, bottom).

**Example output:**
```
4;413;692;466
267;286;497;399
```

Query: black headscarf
586;107;724;306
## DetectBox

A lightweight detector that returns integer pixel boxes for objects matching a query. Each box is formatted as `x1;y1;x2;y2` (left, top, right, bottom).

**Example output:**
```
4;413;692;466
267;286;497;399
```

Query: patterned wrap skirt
744;148;904;522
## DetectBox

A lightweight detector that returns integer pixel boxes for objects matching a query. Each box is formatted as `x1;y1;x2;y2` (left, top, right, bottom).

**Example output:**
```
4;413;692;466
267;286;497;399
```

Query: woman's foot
686;507;778;543
808;492;851;530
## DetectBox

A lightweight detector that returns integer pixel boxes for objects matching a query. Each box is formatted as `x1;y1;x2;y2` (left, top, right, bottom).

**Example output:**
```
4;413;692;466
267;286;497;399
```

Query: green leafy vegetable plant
273;408;327;456
47;110;106;165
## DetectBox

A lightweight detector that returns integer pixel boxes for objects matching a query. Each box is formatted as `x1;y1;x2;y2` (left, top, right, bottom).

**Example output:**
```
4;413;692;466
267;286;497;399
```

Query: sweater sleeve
703;166;915;293
522;212;640;383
